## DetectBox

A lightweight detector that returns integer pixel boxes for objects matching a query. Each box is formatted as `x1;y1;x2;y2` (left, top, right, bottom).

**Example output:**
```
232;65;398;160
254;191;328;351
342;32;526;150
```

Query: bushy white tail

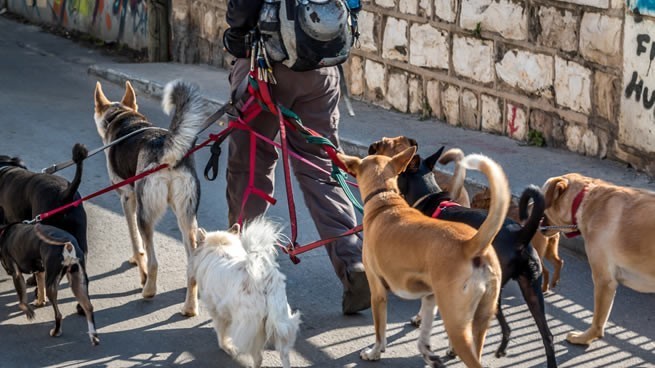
240;217;282;279
160;80;208;166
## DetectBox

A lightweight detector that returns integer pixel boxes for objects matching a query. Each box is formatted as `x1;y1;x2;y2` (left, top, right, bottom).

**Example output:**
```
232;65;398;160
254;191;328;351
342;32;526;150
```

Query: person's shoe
342;264;371;315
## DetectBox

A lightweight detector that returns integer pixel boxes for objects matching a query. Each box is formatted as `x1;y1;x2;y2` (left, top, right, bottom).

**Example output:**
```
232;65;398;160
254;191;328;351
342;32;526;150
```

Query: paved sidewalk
89;62;655;255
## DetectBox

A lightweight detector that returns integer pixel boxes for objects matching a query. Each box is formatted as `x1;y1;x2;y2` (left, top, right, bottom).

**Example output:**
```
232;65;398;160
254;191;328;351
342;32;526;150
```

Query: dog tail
61;143;88;203
516;185;545;246
35;224;79;266
240;216;282;278
460;154;510;259
438;148;466;200
160;80;208;167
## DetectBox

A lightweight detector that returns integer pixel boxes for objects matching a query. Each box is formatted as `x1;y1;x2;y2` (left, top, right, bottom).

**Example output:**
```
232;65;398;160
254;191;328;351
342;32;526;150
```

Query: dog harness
430;201;461;219
566;186;588;238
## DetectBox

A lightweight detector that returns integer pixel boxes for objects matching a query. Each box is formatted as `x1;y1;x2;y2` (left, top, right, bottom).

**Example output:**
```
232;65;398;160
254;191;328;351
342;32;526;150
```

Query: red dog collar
566;186;588;238
431;201;461;218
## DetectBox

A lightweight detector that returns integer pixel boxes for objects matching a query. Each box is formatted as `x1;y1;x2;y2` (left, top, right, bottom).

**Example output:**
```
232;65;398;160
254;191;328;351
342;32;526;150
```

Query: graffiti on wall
8;0;147;49
628;0;655;16
620;16;655;152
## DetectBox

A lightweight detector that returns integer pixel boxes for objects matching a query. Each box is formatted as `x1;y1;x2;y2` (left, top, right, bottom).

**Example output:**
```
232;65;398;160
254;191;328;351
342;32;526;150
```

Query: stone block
594;71;619;121
349;56;365;96
529;109;567;148
365;59;387;100
383;17;409;62
409;77;424;114
537;6;578;53
426;80;442;118
555;56;592;114
387;71;409;112
580;13;622;66
460;0;527;40
453;36;495;83
506;103;527;141
442;84;460;126
418;0;432;18
358;11;378;53
461;90;479;130
202;11;217;39
481;94;502;134
555;0;608;8
375;0;396;9
496;50;553;98
400;0;418;15
409;23;449;70
435;0;457;23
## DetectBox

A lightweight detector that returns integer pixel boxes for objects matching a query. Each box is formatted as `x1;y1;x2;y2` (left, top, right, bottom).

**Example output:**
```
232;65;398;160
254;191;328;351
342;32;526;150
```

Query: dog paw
445;348;457;359
33;300;47;308
142;287;156;299
180;306;198;317
410;314;422;327
360;346;382;361
50;327;62;337
494;348;507;358
128;255;138;265
21;304;36;320
90;334;100;346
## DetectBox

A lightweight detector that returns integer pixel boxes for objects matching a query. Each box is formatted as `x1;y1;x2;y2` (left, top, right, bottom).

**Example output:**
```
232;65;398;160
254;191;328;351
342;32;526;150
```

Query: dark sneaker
342;264;371;315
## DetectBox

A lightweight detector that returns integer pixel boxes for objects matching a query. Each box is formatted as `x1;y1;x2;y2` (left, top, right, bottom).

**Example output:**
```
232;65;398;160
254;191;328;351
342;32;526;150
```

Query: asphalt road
1;15;654;368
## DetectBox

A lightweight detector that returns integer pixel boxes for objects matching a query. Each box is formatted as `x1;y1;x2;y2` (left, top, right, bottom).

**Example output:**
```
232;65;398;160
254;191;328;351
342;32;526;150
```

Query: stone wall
7;0;148;50
170;0;655;175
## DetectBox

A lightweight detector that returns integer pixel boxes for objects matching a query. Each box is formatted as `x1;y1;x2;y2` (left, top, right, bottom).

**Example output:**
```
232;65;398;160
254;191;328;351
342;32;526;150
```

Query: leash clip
22;215;41;225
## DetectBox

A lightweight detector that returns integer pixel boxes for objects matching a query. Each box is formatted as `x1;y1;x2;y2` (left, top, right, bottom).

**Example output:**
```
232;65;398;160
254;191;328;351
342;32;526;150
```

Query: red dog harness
431;201;461;218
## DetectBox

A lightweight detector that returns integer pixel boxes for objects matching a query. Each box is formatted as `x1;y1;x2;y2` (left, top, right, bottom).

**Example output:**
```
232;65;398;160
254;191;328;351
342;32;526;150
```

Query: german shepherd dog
94;80;208;316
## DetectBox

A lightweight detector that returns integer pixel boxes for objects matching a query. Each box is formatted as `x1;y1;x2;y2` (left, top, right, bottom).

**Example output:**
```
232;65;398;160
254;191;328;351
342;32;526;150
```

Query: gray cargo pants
226;58;363;290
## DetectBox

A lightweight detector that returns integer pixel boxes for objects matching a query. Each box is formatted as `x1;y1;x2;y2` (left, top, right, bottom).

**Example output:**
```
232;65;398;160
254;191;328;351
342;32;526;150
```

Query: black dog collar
363;188;398;205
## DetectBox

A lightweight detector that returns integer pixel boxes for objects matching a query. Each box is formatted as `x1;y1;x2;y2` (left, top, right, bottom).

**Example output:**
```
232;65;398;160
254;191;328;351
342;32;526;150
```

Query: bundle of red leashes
30;66;364;264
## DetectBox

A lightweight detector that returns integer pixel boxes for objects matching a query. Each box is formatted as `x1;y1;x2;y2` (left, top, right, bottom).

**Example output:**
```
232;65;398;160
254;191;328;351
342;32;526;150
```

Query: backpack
258;0;360;71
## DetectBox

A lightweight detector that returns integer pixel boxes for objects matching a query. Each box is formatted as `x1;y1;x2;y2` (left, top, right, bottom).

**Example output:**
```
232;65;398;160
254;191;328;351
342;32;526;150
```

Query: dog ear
121;81;139;111
405;155;421;173
228;223;240;234
408;138;418;148
94;82;111;109
424;146;445;170
543;177;568;208
391;146;417;175
368;141;380;155
196;228;207;244
337;152;361;175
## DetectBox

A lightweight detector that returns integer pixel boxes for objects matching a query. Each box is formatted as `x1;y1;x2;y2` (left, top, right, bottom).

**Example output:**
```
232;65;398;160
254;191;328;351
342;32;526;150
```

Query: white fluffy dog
189;217;301;368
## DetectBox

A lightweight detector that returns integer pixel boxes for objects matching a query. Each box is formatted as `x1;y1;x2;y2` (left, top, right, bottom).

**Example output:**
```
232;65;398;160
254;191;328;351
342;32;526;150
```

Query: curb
88;64;587;259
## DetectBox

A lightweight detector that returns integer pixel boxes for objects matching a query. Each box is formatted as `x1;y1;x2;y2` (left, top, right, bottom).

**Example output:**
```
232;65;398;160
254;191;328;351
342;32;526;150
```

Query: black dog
0;144;88;282
0;211;99;345
369;143;556;368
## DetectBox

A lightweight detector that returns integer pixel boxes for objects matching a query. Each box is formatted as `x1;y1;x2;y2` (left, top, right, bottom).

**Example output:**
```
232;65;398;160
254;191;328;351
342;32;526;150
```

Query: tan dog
471;188;563;292
542;173;655;345
367;136;471;207
338;147;509;368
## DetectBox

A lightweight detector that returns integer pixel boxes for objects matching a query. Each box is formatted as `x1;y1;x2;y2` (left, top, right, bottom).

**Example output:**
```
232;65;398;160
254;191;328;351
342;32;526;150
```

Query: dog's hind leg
34;271;47;307
46;284;62;337
417;295;444;368
494;296;511;358
69;268;100;345
471;291;497;362
120;191;147;285
438;297;482;368
136;180;167;299
171;186;199;316
518;274;556;368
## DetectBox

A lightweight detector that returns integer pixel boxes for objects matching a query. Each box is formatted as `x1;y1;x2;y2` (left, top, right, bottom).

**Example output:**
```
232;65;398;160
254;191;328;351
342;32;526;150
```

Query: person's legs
226;59;280;225
275;65;370;314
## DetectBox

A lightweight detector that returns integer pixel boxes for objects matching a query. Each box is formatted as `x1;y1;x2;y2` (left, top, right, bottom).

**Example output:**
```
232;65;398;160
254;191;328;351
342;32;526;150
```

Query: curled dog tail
516;185;545;246
35;224;79;266
240;216;282;279
160;80;208;166
438;148;466;200
461;154;510;259
62;143;88;203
